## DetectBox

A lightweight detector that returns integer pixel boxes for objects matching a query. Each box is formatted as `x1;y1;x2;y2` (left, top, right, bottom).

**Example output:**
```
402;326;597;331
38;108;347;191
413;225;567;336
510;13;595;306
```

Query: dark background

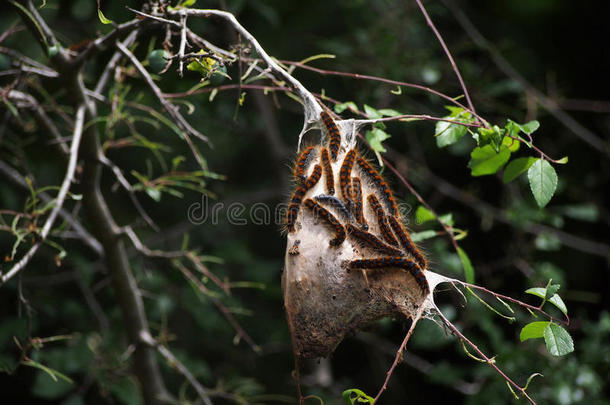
1;0;608;404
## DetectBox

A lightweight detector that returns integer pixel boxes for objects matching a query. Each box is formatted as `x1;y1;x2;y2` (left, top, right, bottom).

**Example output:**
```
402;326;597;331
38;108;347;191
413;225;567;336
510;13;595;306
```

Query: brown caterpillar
348;256;429;294
294;146;317;181
320;147;335;195
339;149;357;207
346;224;402;256
351;177;368;230
356;155;399;216
285;165;322;232
387;215;427;269
303;198;346;246
321;111;341;161
367;194;398;246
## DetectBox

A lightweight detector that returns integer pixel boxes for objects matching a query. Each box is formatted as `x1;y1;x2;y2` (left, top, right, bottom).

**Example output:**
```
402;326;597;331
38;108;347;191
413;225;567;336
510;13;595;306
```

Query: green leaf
149;49;170;74
543;323;574;356
416;205;436;224
342;389;375;404
457;247;475;283
97;9;113;24
527;159;558;208
378;108;401;117
468;145;511;176
525;287;568;316
503;157;537;183
545;283;561;300
513;119;540;135
474;125;504;150
365;128;390;154
334;101;358;114
557;203;599;222
502;135;520;152
411;230;437;242
520;321;549;342
435;119;468;148
364;104;382;119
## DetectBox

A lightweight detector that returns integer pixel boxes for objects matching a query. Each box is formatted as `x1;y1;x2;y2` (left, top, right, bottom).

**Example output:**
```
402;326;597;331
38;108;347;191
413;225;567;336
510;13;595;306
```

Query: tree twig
1;104;85;285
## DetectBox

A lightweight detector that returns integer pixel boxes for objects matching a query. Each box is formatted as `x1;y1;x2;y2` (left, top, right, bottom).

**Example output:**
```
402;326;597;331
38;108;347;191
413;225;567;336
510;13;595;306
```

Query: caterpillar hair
387;215;427;269
339;149;357;207
294;146;317;181
285;165;322;232
356;155;398;216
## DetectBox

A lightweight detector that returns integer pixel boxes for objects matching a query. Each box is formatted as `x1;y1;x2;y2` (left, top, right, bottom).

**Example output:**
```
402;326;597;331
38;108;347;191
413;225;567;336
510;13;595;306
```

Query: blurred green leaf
97;9;113;24
416;205;436;224
343;388;374;404
457;247;475;283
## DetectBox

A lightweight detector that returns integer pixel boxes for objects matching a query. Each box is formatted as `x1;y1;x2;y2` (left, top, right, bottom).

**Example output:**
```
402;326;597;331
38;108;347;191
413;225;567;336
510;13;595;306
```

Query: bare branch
116;41;209;168
415;0;477;117
441;0;609;156
1;104;85;285
139;331;213;405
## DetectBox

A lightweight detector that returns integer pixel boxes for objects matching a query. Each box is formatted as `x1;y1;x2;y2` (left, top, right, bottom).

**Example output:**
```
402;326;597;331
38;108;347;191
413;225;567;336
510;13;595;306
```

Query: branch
0;159;103;257
441;0;609;156
1;104;85;285
139;331;213;405
163;8;322;148
116;41;209;169
433;304;537;404
415;0;477;116
373;304;426;404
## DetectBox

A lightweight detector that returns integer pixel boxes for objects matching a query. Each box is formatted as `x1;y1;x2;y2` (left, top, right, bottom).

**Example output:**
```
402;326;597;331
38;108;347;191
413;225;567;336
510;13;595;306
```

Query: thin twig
441;0;609;155
373;304;426;404
139;331;213;405
177;11;188;77
1;104;85;285
415;0;476;116
116;41;210;169
434;305;537;404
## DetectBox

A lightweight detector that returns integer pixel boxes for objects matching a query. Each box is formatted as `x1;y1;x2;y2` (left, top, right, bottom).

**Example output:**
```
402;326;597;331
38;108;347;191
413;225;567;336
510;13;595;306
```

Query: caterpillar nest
282;111;434;359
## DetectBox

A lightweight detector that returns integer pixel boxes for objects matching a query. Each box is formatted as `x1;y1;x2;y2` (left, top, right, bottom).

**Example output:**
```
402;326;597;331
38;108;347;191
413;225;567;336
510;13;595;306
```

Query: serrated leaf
365;128;390;154
528;159;558;208
543;323;574;356
520;321;549;342
416;205;436;224
503;157;537;183
525;287;568;315
468;145;511;176
97;9;113;24
457;247;475;283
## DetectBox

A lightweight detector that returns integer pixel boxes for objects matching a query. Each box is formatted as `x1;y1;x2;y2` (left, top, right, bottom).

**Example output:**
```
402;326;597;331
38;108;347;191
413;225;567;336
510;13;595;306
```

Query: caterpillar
346;224;402;256
367;194;398;246
321;111;341;161
285;165;322;232
314;195;352;221
303;198;346;246
387;215;427;269
339;149;357;207
351;177;368;230
348;256;429;294
356;156;398;216
320;147;335;195
294;145;317;181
